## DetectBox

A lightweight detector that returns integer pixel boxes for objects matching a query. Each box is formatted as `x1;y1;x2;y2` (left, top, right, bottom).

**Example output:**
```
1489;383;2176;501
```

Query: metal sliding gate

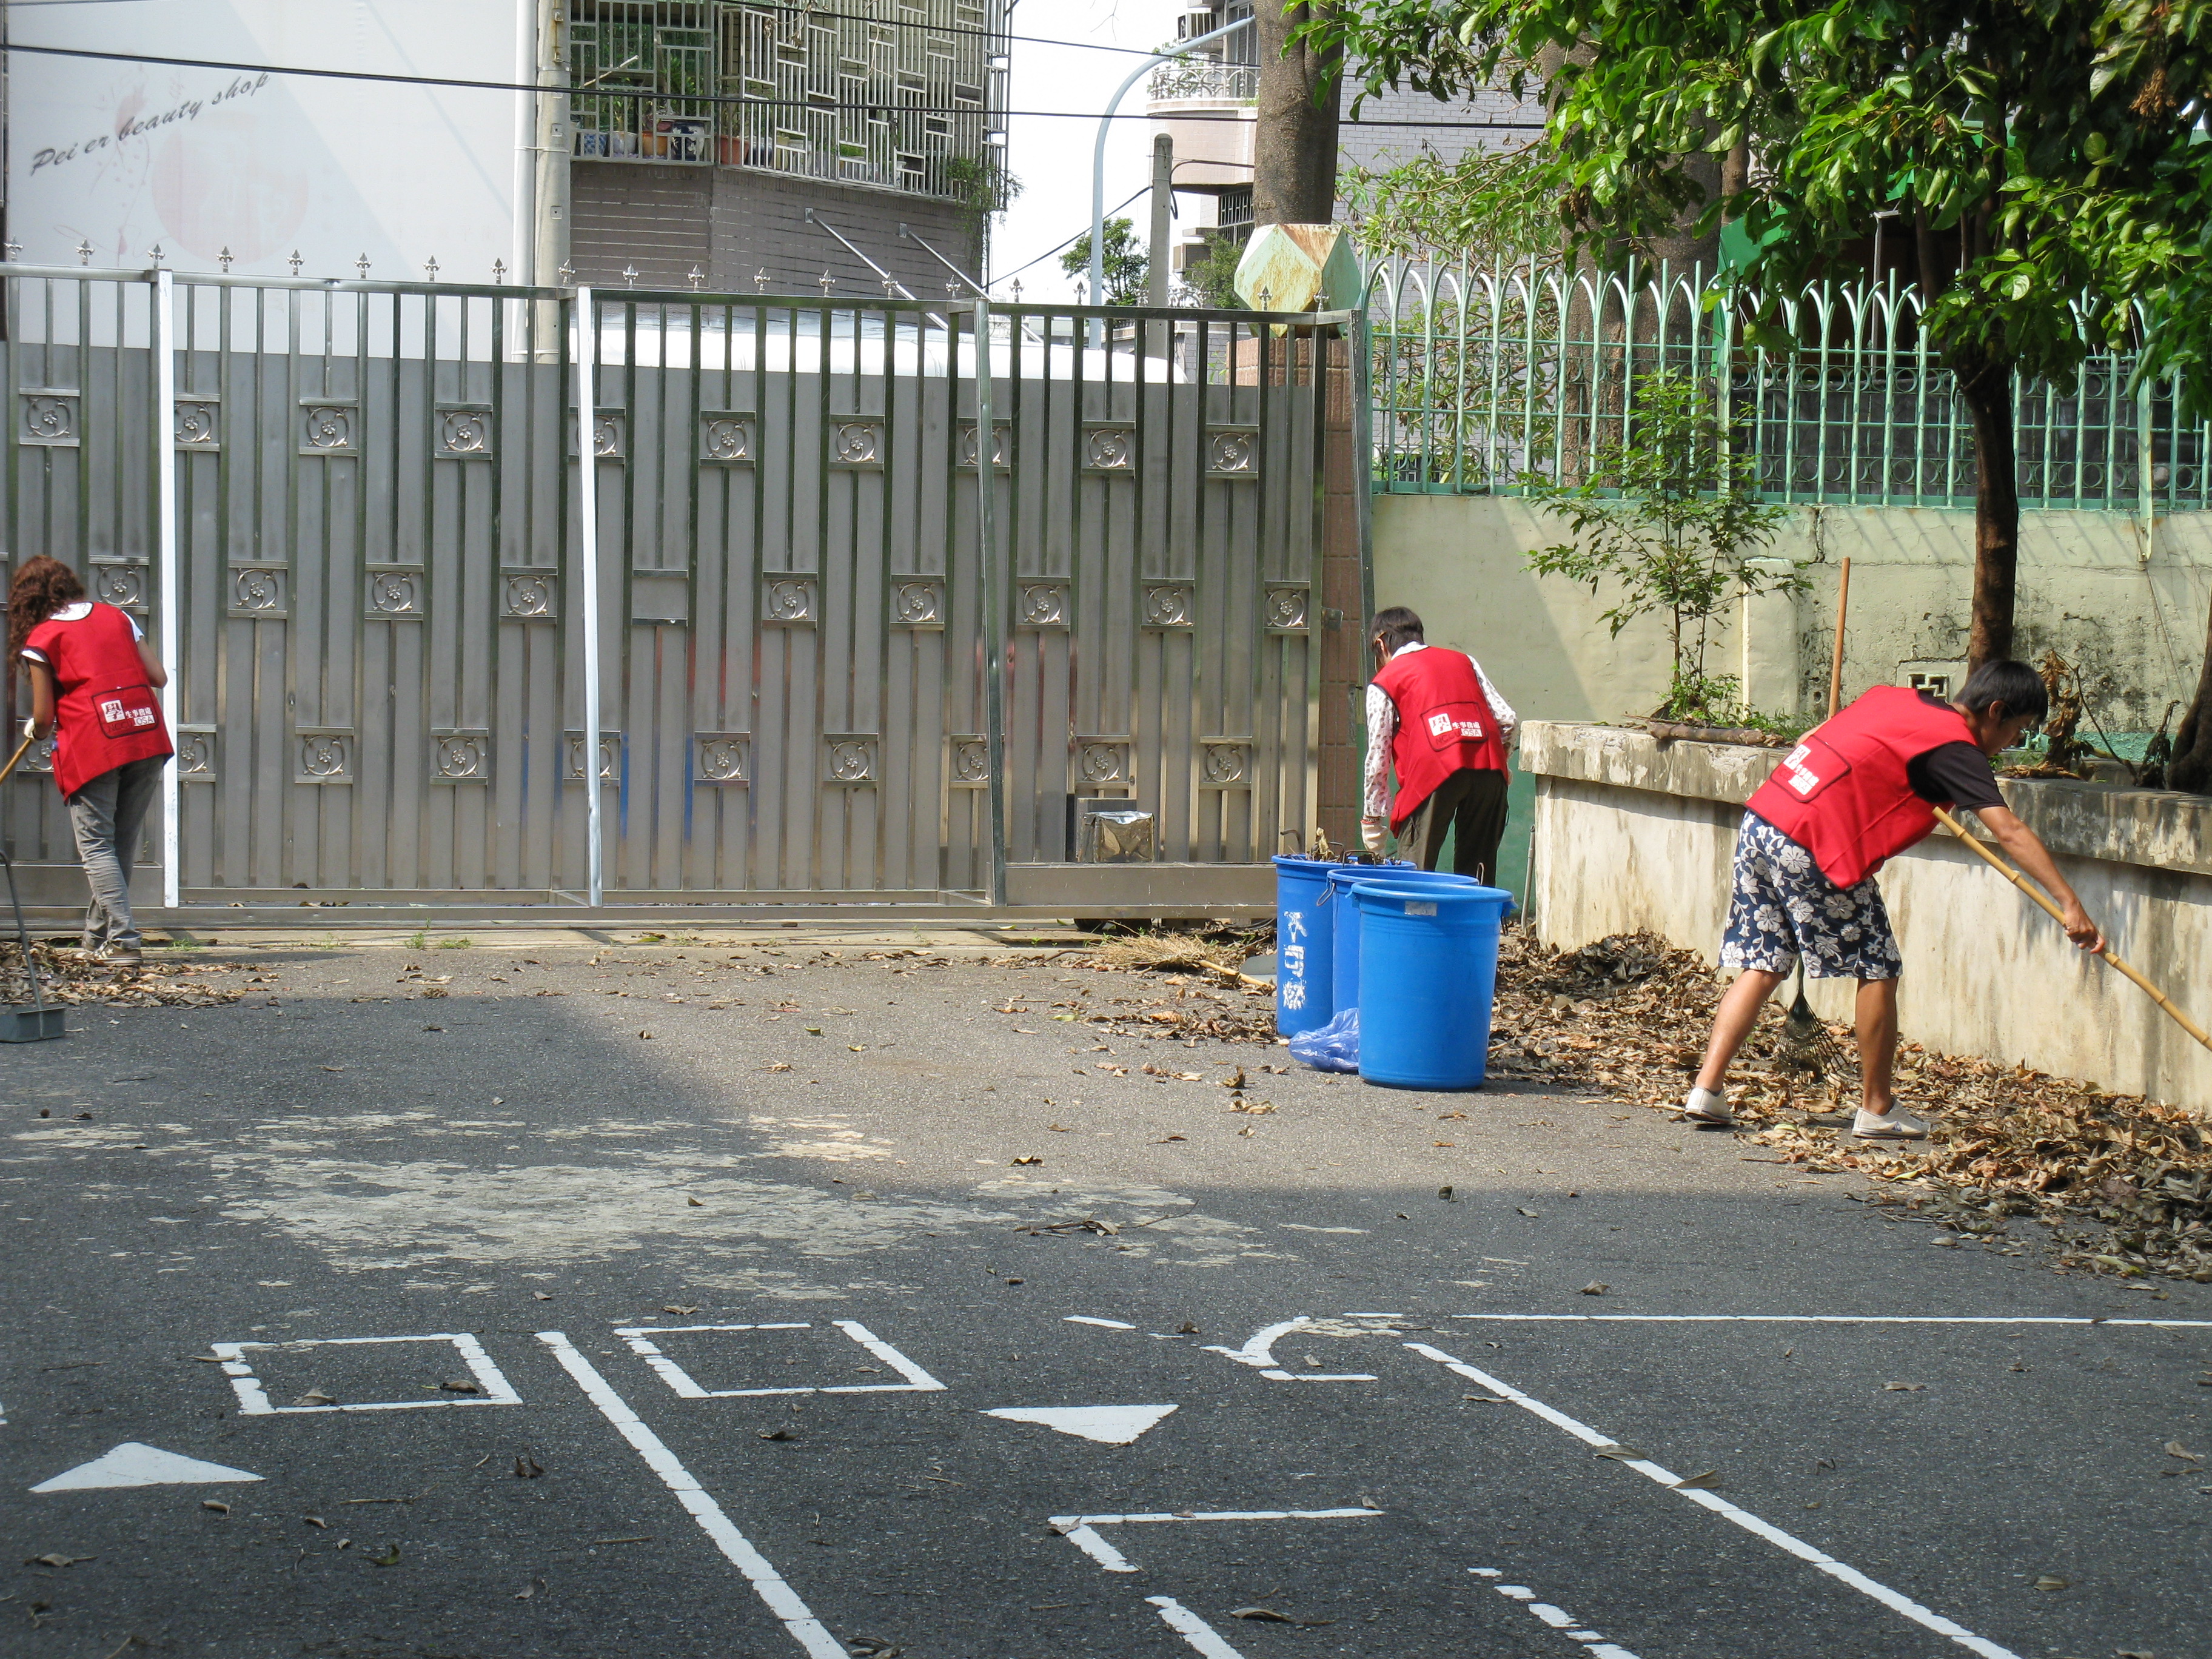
0;267;1329;910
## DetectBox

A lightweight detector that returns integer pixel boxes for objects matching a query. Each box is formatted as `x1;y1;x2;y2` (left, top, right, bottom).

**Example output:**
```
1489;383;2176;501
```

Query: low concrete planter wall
1521;721;2212;1114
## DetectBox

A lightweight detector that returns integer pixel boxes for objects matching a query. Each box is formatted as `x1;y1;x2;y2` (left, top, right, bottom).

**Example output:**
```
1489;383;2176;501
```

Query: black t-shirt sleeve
1906;742;2006;811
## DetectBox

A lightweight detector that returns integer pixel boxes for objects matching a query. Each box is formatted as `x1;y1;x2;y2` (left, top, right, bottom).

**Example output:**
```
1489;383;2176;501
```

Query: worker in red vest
1360;606;1517;880
8;556;174;969
1684;660;2102;1140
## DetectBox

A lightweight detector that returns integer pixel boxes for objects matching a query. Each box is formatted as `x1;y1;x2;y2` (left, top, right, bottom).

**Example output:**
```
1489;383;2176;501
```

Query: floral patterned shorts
1718;811;1903;981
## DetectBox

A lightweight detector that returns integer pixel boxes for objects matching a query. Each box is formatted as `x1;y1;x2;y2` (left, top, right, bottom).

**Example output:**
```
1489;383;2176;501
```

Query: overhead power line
2;42;1543;129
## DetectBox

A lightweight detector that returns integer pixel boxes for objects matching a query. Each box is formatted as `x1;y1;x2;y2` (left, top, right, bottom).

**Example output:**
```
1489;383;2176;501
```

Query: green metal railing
1366;258;2208;512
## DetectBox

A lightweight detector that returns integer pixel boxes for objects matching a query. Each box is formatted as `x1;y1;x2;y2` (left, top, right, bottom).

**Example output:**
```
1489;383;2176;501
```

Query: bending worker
7;555;173;969
1361;606;1517;880
1684;660;2102;1140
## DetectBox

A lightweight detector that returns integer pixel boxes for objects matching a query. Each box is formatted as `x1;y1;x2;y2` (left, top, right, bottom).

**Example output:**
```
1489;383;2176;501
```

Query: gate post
973;297;1009;907
1315;323;1367;852
574;287;605;907
155;270;182;910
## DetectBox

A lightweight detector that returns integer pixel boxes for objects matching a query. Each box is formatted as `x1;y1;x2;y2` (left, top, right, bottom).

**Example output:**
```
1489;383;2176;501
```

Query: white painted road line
1146;1595;1249;1659
1064;1315;1136;1330
612;1319;946;1398
213;1333;522;1414
1048;1508;1382;1574
831;1319;947;1391
1450;1313;2212;1328
1404;1343;2021;1659
1200;1317;1376;1382
1475;1567;1639;1658
537;1330;845;1659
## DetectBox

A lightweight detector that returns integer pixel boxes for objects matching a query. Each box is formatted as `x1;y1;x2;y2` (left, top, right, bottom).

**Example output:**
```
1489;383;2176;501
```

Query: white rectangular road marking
1048;1508;1381;1574
1404;1342;2021;1659
538;1330;846;1659
1450;1313;2212;1328
613;1319;945;1398
213;1333;521;1415
1063;1315;1136;1330
1146;1595;1249;1659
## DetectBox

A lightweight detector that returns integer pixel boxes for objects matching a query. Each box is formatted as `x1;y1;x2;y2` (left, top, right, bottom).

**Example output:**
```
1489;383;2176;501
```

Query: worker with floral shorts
1684;660;2104;1140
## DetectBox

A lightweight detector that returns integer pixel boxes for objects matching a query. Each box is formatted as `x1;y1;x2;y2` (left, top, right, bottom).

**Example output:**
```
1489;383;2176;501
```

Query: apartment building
566;0;1011;295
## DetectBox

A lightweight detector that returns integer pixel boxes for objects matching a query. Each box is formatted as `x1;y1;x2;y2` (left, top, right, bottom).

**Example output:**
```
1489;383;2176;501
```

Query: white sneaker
1680;1086;1734;1127
1852;1105;1928;1140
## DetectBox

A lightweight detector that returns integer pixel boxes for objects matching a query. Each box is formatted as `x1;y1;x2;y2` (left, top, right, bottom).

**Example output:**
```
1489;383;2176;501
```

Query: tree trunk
2170;594;2212;794
1954;346;2019;668
1253;2;1341;227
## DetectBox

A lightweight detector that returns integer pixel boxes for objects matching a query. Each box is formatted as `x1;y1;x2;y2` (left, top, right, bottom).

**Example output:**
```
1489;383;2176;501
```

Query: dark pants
1402;766;1508;883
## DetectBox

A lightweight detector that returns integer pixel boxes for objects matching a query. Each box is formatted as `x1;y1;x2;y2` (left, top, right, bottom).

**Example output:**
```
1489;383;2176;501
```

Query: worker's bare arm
25;660;56;740
1974;805;2105;952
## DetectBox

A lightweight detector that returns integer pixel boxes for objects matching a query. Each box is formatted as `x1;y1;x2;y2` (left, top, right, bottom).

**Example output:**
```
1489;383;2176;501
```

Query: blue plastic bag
1288;1006;1359;1073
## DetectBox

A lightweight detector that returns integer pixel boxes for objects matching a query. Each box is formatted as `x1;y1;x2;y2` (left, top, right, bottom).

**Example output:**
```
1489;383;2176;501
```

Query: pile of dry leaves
0;942;244;1009
1490;928;2212;1283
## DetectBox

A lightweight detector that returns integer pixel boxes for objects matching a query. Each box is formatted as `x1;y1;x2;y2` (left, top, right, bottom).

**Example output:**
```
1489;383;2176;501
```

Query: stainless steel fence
1367;258;2209;511
0;267;1329;908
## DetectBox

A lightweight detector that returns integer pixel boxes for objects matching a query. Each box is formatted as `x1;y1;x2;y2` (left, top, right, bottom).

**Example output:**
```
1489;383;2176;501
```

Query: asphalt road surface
2;931;2204;1659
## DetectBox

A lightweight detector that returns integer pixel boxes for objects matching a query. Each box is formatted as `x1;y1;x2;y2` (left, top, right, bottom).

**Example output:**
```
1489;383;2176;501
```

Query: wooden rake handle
0;731;34;788
1935;806;2212;1054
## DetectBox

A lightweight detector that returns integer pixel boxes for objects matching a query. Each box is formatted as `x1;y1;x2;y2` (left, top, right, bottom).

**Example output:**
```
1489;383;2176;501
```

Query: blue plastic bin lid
1351;880;1514;914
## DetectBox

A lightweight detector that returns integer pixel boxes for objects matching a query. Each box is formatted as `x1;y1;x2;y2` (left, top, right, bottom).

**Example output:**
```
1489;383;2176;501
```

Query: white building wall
8;1;532;281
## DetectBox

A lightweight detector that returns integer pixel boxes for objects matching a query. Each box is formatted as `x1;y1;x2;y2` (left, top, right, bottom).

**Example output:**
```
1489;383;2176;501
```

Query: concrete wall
1521;722;2212;1113
1375;494;2212;732
573;163;982;297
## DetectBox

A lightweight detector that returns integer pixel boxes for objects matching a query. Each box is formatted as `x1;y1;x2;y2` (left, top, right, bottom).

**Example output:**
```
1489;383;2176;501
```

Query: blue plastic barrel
1353;881;1514;1090
1328;864;1473;1018
1270;854;1338;1035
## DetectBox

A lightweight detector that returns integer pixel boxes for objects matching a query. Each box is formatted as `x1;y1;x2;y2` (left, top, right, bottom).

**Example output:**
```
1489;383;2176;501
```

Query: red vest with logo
1746;685;1977;888
23;602;172;797
1374;646;1507;833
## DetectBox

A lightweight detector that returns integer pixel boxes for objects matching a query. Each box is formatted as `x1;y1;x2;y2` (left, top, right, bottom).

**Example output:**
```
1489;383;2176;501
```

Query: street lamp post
1089;18;1243;325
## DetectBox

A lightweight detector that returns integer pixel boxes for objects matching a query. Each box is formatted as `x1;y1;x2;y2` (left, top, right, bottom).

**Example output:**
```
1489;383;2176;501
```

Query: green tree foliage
1339;143;1560;264
1521;373;1794;721
1305;0;2212;788
1059;218;1149;307
1173;233;1251;310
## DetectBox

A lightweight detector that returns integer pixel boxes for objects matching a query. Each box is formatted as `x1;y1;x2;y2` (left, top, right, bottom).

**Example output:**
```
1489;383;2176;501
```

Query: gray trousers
67;754;166;952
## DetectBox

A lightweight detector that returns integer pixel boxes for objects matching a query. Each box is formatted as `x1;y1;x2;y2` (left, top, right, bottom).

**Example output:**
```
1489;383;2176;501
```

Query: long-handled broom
0;728;65;1041
1934;806;2212;1054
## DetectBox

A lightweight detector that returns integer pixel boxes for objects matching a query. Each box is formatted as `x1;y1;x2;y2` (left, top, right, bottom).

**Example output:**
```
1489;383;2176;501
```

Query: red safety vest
1373;646;1507;833
1745;685;1978;888
22;602;172;797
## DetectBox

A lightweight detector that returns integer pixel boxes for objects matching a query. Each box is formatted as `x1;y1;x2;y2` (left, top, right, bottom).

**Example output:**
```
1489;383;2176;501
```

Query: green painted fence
1366;259;2207;512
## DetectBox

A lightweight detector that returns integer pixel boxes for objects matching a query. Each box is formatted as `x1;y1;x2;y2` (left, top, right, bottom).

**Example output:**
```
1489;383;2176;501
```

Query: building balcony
1147;77;1255;194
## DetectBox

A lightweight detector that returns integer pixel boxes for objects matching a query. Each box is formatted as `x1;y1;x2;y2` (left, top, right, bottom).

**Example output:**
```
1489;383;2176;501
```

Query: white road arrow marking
32;1443;263;1493
1201;1317;1375;1382
982;1404;1177;1445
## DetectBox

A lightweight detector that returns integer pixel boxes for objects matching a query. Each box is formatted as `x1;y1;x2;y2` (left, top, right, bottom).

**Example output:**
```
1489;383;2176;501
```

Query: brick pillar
1316;332;1364;853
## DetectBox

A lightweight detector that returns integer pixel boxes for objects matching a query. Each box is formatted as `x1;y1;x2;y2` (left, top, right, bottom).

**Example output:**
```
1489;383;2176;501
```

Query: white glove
20;716;36;742
1361;815;1387;853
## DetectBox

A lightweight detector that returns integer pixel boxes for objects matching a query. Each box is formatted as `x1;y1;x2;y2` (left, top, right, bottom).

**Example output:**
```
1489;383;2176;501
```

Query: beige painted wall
1375;494;2212;731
